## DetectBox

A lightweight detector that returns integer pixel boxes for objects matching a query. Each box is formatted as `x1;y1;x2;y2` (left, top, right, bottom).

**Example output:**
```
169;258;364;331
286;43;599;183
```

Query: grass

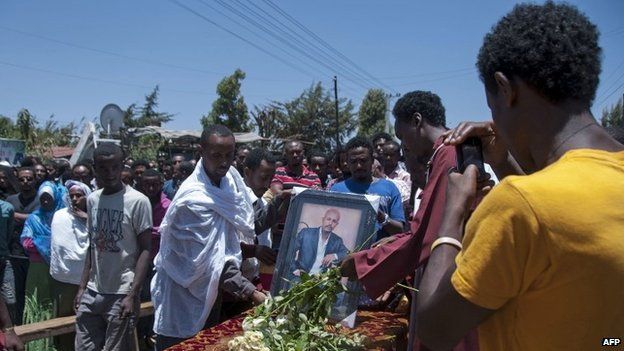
22;288;57;351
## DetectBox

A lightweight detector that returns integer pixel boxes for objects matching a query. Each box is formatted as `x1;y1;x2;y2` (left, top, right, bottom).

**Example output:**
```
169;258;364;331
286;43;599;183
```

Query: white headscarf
63;180;92;211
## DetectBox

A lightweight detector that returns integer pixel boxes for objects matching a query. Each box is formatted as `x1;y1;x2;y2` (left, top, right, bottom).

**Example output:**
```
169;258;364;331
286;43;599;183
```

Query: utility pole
333;76;340;148
384;92;401;136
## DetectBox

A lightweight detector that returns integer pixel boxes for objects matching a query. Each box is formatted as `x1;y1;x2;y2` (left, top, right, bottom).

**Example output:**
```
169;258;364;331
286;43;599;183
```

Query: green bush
23;288;57;351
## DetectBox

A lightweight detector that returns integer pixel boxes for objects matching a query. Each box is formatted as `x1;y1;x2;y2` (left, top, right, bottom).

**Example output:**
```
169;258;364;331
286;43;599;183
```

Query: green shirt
0;200;15;258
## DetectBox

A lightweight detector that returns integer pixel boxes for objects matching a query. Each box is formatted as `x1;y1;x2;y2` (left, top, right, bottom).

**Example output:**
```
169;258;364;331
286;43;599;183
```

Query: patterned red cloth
166;310;408;351
270;165;321;189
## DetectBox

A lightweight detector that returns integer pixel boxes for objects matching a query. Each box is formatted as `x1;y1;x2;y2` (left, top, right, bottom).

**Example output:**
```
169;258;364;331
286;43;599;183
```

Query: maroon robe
352;138;479;351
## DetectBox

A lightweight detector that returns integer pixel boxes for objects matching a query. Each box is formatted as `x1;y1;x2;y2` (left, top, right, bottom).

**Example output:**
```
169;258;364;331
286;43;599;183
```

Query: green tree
250;105;285;150
0;115;19;139
202;69;250;132
121;87;172;160
126;134;165;161
124;86;173;128
16;109;36;143
265;82;356;153
357;89;388;137
601;98;623;128
123;103;138;128
3;109;77;159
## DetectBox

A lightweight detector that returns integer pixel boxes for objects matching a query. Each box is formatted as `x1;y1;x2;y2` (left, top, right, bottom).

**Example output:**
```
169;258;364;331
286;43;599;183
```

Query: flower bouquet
228;267;364;351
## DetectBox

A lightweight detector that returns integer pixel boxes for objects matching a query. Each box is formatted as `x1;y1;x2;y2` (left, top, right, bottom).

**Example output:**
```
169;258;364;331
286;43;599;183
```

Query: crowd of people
0;2;622;351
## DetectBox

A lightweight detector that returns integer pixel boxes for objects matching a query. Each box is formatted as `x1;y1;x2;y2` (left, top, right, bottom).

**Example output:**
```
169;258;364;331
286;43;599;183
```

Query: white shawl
151;160;255;338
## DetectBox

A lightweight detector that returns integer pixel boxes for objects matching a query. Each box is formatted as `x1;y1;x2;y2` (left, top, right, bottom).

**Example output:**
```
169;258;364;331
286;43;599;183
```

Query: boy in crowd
74;143;152;351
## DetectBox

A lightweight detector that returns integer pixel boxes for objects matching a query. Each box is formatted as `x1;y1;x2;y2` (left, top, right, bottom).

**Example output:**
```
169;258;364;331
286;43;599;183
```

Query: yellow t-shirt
452;149;624;351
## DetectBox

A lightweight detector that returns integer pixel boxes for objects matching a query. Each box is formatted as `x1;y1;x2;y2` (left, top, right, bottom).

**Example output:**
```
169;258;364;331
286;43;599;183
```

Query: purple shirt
151;192;171;259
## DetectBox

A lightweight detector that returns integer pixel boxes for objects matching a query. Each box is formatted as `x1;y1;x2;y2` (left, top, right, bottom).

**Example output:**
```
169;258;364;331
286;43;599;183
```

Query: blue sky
1;0;623;133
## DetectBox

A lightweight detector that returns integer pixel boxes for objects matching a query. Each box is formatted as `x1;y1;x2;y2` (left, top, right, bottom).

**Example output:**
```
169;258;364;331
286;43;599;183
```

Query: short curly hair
371;132;393;145
345;136;374;157
477;2;601;106
392;91;446;127
244;148;275;171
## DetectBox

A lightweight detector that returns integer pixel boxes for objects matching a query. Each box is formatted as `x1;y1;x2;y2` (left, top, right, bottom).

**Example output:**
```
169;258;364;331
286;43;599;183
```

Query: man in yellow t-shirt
414;3;624;351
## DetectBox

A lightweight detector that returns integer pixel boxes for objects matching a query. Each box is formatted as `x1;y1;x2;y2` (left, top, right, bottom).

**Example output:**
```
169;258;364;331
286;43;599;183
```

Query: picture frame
271;189;378;322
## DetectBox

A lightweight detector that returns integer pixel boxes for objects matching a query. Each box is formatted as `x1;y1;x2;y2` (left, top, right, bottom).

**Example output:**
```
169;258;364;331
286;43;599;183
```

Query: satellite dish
100;103;124;136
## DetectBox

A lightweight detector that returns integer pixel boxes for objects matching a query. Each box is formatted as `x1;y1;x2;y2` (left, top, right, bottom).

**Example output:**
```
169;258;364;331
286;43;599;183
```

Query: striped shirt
271;166;321;190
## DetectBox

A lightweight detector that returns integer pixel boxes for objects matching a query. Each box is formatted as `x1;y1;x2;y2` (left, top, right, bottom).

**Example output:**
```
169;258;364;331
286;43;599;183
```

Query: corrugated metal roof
126;126;268;143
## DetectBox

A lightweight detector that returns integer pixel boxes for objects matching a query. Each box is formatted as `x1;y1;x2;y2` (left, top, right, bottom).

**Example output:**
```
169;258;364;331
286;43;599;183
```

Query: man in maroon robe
342;91;478;351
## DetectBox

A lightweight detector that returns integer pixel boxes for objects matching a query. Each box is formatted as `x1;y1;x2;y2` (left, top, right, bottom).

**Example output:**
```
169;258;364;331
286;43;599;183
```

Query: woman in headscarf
50;180;90;286
20;180;65;305
49;180;91;350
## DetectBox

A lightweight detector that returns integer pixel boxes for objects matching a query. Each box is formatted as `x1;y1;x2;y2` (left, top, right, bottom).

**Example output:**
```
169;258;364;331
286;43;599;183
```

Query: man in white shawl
151;125;266;350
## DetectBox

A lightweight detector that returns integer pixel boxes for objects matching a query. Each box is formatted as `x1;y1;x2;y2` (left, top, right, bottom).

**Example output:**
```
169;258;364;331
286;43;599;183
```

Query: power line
193;0;334;84
391;70;476;88
377;67;476;80
231;0;380;90
603;26;624;36
604;27;624;38
166;0;325;81
597;73;624;107
0;25;226;77
191;0;330;83
259;0;397;94
0;59;271;99
0;25;316;84
597;82;624;109
170;0;367;95
0;60;175;92
205;0;371;92
599;57;624;91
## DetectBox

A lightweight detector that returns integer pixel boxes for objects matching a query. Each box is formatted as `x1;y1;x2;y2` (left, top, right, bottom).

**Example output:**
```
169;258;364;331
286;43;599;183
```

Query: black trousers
9;257;29;325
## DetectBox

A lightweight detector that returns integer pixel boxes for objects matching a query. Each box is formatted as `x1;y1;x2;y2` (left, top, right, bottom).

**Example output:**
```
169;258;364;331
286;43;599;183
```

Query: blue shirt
330;177;405;240
162;179;178;200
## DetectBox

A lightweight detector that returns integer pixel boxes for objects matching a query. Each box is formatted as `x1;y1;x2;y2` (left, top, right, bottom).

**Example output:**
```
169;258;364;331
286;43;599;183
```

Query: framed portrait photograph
271;189;378;322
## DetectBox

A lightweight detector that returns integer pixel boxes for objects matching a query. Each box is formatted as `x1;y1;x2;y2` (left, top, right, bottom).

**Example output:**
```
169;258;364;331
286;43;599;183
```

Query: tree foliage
126;134;165;162
0;109;78;159
202;69;251;132
601;98;623;128
357;89;388;137
124;86;173;128
251;105;283;150
121;86;172;161
0;116;19;139
251;83;356;153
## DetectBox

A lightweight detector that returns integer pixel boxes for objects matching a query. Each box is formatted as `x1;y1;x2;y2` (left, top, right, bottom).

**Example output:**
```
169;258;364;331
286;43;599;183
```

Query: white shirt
256;198;272;248
309;228;330;274
241;187;272;280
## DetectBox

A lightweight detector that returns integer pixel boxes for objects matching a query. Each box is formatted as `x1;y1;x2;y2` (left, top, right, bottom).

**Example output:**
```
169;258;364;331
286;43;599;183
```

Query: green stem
396;282;419;292
353;230;377;253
